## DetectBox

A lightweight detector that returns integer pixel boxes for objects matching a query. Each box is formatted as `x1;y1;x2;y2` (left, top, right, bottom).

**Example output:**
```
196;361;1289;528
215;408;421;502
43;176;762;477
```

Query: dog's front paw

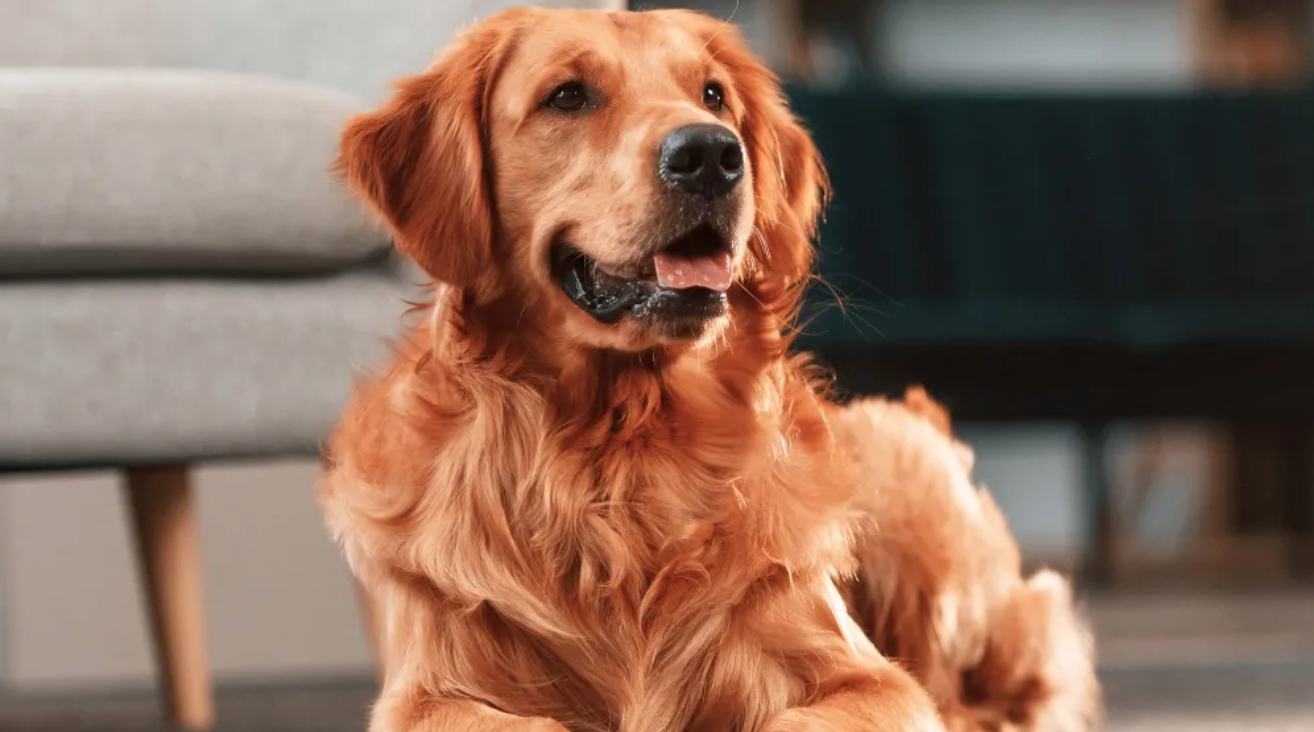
764;707;946;732
938;703;1021;732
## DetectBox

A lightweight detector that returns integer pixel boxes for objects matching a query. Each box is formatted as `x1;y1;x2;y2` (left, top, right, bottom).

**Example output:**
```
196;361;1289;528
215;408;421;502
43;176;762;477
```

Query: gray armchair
0;1;618;728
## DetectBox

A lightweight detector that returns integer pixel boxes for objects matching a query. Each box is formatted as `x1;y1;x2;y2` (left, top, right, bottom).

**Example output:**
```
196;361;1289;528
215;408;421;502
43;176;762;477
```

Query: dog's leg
834;396;1101;732
748;577;947;732
370;693;569;732
764;674;946;732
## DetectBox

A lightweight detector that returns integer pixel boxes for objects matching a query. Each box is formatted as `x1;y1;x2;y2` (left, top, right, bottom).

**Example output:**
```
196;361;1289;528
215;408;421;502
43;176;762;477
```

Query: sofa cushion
0;263;419;466
0;68;389;276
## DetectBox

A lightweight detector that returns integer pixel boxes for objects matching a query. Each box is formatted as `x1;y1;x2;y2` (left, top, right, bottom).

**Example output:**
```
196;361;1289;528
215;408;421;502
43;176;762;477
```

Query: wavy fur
321;8;1098;732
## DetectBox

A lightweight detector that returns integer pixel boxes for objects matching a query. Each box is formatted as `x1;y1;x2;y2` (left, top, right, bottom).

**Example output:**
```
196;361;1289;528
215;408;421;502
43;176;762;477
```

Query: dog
320;8;1099;732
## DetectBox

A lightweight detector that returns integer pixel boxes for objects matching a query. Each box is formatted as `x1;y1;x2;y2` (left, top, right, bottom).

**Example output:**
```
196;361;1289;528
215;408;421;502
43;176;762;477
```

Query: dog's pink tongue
653;251;733;292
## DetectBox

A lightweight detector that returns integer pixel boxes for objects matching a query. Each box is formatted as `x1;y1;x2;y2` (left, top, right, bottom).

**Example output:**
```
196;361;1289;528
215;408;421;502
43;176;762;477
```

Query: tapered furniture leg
123;465;215;730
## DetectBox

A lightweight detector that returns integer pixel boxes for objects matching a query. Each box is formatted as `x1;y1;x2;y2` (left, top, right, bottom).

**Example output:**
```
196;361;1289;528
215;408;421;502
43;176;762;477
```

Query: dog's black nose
659;123;744;199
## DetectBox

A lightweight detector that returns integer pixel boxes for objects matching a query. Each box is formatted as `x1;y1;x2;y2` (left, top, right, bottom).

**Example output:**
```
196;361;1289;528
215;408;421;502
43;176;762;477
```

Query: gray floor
4;589;1314;731
1;660;1312;732
1102;659;1314;731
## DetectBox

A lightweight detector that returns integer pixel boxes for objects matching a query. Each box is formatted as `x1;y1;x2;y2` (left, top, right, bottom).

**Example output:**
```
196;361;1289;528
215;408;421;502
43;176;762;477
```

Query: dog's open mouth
551;225;733;326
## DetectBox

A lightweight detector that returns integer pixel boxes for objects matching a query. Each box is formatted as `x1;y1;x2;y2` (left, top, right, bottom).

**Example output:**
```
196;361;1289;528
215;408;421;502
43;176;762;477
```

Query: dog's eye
703;82;725;111
546;82;589;112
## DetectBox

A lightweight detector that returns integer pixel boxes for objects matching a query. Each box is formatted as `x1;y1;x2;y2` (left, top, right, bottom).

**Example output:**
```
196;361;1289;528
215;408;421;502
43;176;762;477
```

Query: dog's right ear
335;16;521;288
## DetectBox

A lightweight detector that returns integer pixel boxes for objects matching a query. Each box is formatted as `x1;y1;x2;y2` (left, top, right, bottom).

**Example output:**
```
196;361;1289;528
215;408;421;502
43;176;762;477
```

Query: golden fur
836;394;1099;731
320;8;1099;732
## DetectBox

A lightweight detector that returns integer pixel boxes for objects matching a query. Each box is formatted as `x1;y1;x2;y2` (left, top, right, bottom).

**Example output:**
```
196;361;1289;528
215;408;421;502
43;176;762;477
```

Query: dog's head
337;8;827;352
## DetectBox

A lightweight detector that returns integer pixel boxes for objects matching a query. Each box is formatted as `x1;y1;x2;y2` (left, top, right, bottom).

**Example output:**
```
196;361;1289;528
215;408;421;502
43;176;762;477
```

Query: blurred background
1;0;1312;730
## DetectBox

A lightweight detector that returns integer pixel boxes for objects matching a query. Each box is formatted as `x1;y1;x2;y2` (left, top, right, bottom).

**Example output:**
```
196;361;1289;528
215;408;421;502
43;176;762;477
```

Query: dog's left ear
684;13;830;289
746;87;830;244
335;13;523;289
748;99;830;285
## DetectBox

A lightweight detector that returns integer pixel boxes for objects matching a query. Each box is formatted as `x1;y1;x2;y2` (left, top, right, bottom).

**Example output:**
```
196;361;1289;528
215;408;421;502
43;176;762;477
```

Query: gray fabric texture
0;0;621;102
0;69;390;276
0;265;425;466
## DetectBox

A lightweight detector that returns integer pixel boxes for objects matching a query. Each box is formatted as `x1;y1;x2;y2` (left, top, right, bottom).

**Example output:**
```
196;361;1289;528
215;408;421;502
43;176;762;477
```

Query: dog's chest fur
431;369;857;732
325;350;859;732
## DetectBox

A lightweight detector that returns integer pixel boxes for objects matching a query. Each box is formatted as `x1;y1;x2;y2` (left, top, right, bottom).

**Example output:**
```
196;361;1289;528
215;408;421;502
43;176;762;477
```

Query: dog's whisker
514;300;530;330
698;0;740;54
751;226;772;264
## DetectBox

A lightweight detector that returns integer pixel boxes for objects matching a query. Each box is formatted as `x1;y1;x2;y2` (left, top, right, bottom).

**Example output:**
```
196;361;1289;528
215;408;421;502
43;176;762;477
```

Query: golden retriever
320;8;1099;732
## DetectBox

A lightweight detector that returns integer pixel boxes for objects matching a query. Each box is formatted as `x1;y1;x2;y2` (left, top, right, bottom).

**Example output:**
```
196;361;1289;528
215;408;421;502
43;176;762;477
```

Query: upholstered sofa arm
0;68;388;276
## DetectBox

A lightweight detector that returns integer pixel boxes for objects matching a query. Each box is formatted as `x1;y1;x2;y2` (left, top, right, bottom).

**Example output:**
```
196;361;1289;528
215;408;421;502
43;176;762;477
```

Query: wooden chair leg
1276;422;1314;579
123;465;215;730
355;578;388;685
1079;421;1121;587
